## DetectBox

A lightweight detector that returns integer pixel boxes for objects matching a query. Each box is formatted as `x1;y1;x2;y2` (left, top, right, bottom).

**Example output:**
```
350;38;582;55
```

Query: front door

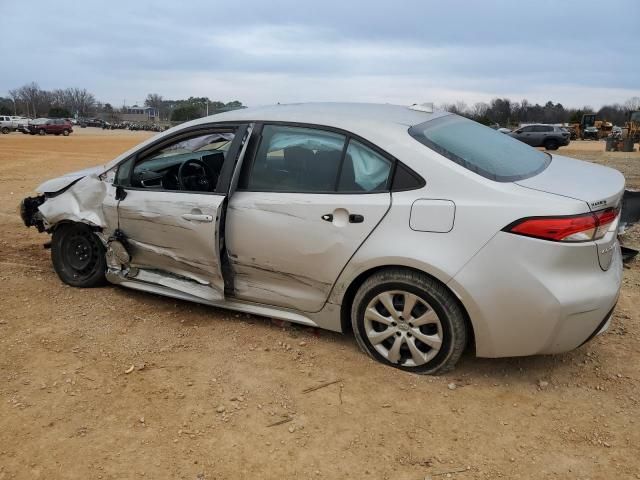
115;124;250;301
226;124;393;312
515;125;537;145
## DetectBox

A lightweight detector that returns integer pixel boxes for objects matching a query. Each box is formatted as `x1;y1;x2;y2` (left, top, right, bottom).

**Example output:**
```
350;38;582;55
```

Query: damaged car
21;103;629;374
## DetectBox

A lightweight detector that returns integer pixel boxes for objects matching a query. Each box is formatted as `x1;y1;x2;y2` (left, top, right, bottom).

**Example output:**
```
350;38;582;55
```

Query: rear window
408;115;551;182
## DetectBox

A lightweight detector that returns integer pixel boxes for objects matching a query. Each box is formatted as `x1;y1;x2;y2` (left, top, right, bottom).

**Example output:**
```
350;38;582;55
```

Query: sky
1;0;639;109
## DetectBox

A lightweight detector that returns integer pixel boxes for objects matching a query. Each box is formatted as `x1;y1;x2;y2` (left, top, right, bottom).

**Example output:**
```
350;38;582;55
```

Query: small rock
381;403;391;408
447;383;457;390
537;380;549;388
288;425;295;433
125;365;135;374
299;341;307;347
216;406;226;413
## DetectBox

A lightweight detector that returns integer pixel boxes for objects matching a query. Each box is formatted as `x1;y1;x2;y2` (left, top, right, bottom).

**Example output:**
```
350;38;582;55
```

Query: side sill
107;272;322;328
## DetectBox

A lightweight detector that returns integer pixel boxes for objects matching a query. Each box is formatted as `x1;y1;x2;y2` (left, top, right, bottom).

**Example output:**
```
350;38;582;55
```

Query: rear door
114;124;250;301
226;124;392;312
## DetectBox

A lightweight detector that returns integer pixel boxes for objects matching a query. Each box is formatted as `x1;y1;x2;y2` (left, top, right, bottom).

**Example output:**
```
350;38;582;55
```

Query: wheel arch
337;264;476;353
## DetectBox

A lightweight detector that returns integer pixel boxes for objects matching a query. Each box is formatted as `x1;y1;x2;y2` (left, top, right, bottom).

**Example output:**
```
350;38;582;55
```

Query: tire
544;138;559;150
62;129;70;136
38;128;46;136
51;223;107;287
1;127;9;134
351;268;467;374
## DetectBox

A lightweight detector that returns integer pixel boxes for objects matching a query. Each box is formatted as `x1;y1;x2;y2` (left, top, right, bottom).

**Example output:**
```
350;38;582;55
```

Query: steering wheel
177;159;215;191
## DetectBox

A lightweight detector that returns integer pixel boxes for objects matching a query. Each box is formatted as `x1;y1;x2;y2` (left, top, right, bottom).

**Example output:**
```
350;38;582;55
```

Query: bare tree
145;93;164;120
8;89;21;115
65;88;96;117
625;97;640;111
17;82;43;117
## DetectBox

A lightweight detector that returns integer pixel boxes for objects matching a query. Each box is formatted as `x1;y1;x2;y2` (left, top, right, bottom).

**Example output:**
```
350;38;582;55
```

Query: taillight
504;207;619;242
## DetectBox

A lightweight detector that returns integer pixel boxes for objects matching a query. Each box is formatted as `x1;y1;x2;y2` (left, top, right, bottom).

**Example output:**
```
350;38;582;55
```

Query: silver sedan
21;103;625;374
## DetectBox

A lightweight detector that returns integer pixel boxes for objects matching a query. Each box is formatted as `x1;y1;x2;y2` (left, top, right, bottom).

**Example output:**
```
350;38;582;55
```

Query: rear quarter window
408;115;551;182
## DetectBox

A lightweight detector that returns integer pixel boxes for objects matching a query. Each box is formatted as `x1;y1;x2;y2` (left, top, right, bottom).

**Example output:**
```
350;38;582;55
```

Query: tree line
0;82;244;122
2;81;638;126
440;97;640;127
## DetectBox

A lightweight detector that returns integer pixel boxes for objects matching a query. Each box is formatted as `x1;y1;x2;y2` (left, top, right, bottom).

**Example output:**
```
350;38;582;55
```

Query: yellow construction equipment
568;114;613;140
605;111;639;152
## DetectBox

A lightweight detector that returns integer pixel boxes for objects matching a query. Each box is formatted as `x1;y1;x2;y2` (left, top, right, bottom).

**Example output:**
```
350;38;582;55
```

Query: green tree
49;106;72;118
171;104;202;122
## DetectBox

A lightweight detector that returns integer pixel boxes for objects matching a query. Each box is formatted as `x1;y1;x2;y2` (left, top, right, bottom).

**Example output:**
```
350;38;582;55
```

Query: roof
190;102;447;138
104;103;448;170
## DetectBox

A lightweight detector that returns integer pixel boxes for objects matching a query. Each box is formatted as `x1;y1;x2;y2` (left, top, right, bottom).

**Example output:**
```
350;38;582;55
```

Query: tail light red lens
504;207;619;242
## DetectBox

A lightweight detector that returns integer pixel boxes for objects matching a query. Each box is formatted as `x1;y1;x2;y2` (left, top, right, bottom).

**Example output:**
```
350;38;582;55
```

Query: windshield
408;115;551;182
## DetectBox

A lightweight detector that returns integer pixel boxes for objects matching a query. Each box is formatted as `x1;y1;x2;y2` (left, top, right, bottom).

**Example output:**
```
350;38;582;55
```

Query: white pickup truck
0;116;30;134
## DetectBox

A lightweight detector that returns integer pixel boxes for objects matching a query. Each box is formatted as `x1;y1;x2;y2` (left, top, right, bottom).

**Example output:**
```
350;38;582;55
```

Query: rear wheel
38;128;46;136
351;269;467;374
51;223;106;287
62;129;70;136
544;138;559;150
1;127;9;134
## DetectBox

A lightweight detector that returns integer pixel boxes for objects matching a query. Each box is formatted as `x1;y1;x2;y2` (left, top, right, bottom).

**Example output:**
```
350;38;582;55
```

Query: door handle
322;213;364;223
182;213;213;222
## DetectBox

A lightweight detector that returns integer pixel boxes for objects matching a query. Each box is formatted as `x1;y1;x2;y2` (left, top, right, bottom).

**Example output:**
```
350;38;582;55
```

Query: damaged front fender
33;174;109;230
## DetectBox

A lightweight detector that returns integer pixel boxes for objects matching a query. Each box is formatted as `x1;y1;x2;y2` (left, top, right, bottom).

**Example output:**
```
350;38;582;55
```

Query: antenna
409;103;434;113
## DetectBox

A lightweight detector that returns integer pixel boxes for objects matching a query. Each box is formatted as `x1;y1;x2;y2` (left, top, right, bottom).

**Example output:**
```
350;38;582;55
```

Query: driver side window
118;130;235;193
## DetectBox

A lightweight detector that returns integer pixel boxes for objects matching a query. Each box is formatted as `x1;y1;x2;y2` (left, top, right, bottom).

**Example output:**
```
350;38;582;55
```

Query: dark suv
509;124;570;150
28;118;73;136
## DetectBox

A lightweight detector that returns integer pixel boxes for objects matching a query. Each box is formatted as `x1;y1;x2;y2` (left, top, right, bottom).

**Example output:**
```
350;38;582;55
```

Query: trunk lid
515;155;625;210
515;154;625;270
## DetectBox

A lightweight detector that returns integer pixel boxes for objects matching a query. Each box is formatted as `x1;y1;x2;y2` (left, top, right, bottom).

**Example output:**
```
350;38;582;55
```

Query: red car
27;118;73;136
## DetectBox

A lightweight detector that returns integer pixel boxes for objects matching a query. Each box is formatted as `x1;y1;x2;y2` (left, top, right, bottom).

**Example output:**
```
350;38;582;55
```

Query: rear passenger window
248;125;346;192
338;139;391;192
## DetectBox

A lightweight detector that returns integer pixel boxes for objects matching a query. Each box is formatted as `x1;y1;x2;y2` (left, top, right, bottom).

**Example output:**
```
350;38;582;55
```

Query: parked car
20;103;624;374
509;124;570;150
0;115;30;134
27;118;73;136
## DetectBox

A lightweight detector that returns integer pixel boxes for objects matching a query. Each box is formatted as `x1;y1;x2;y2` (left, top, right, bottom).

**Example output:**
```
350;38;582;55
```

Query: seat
309;150;342;191
283;146;315;190
338;153;364;191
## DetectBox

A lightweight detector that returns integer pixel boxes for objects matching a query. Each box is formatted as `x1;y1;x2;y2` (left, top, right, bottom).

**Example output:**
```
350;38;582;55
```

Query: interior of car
130;132;234;192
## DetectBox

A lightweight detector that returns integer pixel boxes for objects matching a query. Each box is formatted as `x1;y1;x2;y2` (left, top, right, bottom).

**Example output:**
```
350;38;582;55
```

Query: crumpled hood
36;165;106;194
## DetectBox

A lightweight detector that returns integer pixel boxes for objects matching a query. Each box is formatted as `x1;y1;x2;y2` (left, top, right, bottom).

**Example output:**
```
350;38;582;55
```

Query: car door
114;124;251;301
512;125;536;145
225;123;393;312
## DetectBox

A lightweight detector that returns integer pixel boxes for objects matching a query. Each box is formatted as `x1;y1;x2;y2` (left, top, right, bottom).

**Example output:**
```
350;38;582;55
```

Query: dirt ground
0;130;639;480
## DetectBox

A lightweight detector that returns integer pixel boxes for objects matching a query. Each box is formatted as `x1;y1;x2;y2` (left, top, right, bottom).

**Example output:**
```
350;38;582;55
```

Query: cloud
1;0;638;107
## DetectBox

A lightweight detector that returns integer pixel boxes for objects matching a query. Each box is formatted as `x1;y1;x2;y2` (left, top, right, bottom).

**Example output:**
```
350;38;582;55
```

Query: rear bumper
448;231;623;358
